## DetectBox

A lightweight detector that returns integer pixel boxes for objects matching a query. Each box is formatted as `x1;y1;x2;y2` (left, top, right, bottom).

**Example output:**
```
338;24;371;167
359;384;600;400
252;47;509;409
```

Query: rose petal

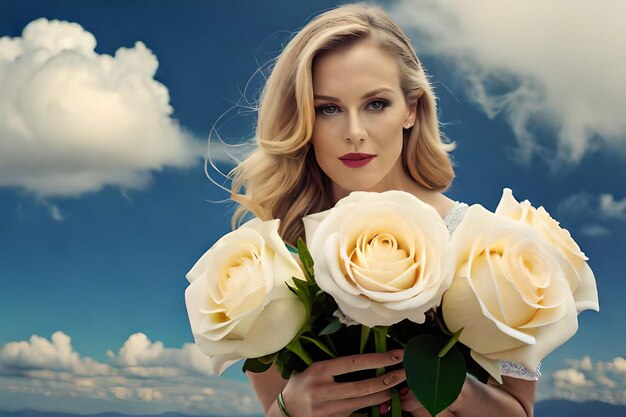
443;275;533;354
471;351;503;384
209;352;243;376
573;261;600;312
482;295;579;371
238;297;307;357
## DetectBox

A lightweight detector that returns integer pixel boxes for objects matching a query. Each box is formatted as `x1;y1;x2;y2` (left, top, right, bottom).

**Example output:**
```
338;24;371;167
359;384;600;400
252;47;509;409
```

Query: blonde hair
228;2;456;246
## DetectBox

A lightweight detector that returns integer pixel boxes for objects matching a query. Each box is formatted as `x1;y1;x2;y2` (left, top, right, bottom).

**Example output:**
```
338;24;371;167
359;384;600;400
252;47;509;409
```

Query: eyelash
315;99;390;116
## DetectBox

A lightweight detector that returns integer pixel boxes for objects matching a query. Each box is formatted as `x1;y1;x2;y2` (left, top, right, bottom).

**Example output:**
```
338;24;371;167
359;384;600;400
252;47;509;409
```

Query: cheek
311;126;335;164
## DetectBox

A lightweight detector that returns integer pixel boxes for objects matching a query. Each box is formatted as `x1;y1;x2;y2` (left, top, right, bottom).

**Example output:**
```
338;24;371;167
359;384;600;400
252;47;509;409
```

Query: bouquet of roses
184;189;599;417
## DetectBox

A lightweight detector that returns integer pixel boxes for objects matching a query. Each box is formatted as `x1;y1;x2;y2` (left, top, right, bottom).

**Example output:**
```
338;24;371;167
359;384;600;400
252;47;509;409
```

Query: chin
334;178;385;195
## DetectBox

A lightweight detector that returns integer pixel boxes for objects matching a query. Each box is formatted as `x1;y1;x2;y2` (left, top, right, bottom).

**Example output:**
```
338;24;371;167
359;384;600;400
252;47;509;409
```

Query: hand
280;349;406;417
379;386;455;417
398;386;429;416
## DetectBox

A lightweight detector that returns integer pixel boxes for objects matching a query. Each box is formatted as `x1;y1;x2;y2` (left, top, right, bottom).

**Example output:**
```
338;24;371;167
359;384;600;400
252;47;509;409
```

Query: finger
326;388;394;415
400;393;425;413
323;368;406;400
323;349;404;376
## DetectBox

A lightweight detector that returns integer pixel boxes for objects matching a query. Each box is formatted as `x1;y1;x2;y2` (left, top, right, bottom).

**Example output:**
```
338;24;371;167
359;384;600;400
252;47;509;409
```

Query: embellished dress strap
501;360;541;380
443;200;542;381
444;201;469;235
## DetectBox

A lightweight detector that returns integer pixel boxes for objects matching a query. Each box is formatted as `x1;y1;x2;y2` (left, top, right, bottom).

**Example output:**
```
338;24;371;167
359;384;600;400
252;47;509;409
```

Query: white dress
443;201;542;381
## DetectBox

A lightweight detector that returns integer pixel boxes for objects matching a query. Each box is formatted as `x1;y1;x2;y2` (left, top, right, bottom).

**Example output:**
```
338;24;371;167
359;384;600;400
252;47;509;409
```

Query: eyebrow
313;87;394;101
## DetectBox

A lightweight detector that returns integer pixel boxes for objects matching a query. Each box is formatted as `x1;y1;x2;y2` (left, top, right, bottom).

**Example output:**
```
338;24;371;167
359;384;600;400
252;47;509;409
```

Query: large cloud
538;356;626;404
0;331;114;376
0;331;261;415
387;0;626;167
0;18;203;197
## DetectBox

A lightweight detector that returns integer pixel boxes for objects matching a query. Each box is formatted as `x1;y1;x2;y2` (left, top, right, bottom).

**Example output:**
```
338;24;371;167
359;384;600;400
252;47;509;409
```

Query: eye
367;100;389;111
316;104;340;116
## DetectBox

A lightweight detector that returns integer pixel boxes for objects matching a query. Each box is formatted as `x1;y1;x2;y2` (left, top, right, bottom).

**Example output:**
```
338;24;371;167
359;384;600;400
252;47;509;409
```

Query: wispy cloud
0;331;261;415
387;0;626;169
579;225;611;238
552;191;626;237
555;191;626;236
0;18;204;198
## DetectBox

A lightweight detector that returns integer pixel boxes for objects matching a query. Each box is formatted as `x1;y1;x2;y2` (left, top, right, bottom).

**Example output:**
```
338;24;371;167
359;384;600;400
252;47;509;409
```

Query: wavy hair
228;2;456;246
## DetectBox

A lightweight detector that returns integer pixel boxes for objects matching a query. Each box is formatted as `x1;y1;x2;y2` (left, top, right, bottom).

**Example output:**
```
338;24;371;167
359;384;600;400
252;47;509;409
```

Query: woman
227;3;538;416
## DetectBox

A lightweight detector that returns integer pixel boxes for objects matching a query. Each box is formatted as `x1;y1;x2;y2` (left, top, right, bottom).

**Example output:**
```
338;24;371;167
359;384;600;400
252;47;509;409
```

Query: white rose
303;190;454;328
442;204;598;382
495;188;599;312
184;218;306;375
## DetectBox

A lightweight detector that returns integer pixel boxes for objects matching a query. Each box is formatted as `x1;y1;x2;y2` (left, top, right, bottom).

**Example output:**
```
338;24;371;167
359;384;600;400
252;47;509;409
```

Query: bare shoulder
431;193;459;221
246;361;288;413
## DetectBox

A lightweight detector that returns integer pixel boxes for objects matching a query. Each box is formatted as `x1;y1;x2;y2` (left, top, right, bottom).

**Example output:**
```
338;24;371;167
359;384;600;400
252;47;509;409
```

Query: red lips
339;153;376;168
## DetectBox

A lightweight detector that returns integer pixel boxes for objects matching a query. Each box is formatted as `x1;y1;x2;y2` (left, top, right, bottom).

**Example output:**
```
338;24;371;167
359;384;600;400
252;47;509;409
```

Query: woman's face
311;37;416;201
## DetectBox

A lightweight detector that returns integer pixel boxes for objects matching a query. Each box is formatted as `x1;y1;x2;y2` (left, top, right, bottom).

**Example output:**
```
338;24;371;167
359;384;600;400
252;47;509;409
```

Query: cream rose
495;188;599;312
184;218;306;375
442;204;598;382
303;190;454;328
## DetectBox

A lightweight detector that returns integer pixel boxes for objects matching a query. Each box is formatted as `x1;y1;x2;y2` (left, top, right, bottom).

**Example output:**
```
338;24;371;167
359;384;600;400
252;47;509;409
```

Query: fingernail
383;374;397;385
391;350;404;361
399;387;409;396
380;403;390;414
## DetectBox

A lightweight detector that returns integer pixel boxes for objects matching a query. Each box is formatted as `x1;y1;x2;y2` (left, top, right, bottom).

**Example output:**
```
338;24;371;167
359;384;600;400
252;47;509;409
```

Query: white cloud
606;357;626;374
541;356;626;405
0;331;114;376
599;194;626;221
580;225;611;237
106;332;219;377
553;368;591;388
387;0;626;167
0;331;261;415
579;356;593;372
0;18;203;198
555;191;626;235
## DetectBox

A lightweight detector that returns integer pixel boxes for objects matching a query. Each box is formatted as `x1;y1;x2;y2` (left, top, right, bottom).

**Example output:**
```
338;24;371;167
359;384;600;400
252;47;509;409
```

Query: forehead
312;38;402;95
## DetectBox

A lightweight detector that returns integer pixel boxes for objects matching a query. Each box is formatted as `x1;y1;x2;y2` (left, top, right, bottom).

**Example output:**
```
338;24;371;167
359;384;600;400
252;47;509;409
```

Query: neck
330;162;437;205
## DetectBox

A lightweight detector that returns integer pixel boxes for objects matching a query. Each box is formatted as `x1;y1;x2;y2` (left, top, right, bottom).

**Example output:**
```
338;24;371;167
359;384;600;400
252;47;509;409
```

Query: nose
345;111;367;143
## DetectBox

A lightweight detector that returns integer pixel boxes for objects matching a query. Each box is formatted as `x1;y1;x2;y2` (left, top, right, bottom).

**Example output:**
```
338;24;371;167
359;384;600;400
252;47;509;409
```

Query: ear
403;100;417;129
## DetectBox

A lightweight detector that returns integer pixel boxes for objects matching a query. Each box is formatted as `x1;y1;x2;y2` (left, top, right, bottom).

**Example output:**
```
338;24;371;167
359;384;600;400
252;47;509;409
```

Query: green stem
435;310;453;336
286;338;313;366
373;327;388;378
372;326;389;417
438;327;464;358
323;334;339;356
390;389;401;417
388;334;407;348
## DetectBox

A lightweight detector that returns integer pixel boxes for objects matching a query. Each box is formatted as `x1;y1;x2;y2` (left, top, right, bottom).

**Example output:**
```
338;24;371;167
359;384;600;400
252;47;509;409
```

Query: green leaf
360;325;371;354
404;334;466;417
291;277;307;293
257;353;276;365
297;238;315;280
301;335;336;358
242;358;272;374
318;318;343;336
286;282;300;298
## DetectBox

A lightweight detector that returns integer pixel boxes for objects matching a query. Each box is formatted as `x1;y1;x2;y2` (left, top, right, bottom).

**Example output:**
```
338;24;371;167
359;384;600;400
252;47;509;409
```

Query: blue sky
1;0;625;414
